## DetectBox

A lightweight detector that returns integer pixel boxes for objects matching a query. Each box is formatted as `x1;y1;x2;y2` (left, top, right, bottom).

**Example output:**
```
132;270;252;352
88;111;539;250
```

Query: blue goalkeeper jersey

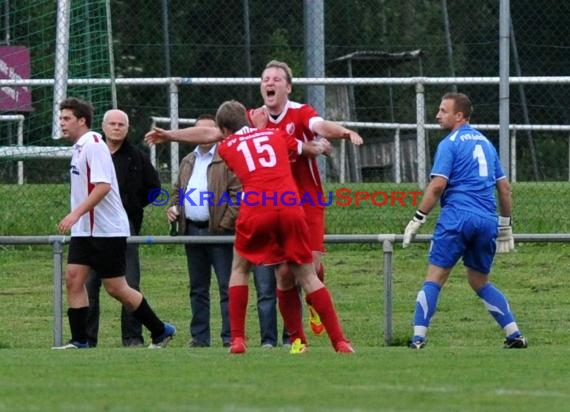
430;124;505;220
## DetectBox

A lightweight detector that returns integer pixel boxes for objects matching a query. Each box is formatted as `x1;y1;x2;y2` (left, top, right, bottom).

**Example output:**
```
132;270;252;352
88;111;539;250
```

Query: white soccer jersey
69;131;130;237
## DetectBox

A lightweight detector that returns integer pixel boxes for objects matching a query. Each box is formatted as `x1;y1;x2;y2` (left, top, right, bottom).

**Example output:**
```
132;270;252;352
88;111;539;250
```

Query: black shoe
123;338;144;348
189;340;209;348
504;335;528;349
409;337;426;350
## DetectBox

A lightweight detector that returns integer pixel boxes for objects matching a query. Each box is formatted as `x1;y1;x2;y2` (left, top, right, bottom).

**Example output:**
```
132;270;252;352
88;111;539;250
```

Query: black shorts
68;237;127;278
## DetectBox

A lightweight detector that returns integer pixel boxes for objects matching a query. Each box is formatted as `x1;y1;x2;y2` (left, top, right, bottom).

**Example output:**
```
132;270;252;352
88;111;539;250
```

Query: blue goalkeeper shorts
428;208;498;274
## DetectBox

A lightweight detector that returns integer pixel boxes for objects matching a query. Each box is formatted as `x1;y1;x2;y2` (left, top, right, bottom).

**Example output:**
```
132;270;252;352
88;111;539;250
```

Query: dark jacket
109;138;161;235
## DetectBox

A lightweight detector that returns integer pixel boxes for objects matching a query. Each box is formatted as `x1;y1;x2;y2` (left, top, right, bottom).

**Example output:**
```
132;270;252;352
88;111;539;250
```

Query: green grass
1;183;570;411
3;347;569;411
2;244;570;411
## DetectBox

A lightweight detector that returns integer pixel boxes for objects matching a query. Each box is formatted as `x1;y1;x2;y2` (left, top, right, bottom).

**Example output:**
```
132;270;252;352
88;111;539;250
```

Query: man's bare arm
58;182;111;234
312;120;363;145
145;126;223;146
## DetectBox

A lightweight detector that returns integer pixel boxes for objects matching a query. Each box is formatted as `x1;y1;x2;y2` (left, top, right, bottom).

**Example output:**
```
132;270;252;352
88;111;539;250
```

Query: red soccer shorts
235;206;313;266
302;204;325;253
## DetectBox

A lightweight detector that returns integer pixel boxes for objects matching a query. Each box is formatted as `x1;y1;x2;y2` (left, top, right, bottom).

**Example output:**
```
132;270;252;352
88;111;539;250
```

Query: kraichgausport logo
148;188;422;207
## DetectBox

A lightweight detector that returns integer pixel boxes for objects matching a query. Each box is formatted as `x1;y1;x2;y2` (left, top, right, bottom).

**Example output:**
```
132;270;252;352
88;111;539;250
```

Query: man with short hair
53;97;175;350
402;92;527;350
249;60;363;337
167;114;240;348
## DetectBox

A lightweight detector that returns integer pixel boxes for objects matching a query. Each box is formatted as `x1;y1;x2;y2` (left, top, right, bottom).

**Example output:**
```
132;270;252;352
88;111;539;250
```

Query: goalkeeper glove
403;210;427;248
496;216;514;253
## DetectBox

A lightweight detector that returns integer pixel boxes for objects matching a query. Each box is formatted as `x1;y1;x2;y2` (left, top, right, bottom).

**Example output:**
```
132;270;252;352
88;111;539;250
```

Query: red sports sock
277;287;307;344
306;287;347;347
305;264;325;305
229;285;248;340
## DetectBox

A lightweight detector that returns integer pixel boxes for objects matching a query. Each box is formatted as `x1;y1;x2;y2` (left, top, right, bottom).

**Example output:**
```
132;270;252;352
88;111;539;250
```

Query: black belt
186;219;209;229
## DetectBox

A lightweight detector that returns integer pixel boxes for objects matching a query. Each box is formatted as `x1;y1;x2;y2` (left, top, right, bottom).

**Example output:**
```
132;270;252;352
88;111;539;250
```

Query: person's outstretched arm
311;120;363;145
145;126;223;146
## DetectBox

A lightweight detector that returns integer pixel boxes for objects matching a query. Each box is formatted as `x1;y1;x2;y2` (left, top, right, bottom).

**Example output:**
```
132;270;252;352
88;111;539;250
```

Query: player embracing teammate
146;100;355;353
248;60;363;336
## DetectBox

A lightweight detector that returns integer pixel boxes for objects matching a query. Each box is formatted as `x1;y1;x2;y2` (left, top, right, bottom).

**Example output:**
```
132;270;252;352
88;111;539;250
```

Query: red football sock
229;285;248;340
305;264;325;305
277;287;307;344
306;287;347;347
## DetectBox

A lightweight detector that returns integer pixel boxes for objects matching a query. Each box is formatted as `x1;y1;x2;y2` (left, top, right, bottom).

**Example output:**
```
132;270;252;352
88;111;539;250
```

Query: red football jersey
248;100;324;196
218;126;299;200
247;101;327;253
218;126;313;265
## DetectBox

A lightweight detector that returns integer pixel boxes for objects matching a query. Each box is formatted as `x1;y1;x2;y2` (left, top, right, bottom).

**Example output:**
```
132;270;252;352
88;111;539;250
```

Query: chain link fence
0;0;569;235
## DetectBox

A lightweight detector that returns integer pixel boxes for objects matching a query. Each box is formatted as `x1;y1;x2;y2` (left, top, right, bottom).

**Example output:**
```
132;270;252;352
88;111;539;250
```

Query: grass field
1;183;570;411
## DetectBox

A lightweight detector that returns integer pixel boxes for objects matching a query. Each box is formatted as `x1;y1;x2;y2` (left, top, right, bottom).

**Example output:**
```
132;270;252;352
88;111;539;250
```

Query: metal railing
2;233;570;347
1;76;570;185
0;114;25;184
149;117;570;184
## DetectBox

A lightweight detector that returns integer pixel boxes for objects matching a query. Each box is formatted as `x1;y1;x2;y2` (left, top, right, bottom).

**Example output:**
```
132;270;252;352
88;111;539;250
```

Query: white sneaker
51;341;89;350
148;323;176;349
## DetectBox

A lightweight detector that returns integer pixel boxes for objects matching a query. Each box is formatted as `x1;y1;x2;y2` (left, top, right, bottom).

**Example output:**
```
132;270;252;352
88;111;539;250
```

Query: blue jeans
185;222;232;346
253;265;289;346
86;237;143;347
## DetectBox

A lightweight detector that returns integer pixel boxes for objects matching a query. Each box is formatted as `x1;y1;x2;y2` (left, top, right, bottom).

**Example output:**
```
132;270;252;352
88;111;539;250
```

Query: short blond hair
263;60;293;85
215;100;248;133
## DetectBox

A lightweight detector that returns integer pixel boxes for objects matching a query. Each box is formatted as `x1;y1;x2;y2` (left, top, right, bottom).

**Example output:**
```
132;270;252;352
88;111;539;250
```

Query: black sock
68;307;89;344
132;297;164;340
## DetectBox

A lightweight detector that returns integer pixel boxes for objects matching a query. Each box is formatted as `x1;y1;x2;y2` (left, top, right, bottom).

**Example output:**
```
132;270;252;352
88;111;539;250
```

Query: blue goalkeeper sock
477;283;518;333
412;281;441;339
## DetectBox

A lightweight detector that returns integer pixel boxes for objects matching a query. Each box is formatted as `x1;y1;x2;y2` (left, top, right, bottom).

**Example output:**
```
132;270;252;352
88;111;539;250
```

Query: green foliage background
1;1;569;184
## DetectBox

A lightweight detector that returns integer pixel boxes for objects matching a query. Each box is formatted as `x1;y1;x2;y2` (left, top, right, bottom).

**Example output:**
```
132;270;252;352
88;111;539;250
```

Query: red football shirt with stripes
247;100;326;252
218;126;312;265
247;100;324;195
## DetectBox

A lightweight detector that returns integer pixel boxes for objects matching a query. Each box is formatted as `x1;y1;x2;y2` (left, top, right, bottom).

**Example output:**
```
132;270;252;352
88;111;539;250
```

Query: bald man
85;109;162;347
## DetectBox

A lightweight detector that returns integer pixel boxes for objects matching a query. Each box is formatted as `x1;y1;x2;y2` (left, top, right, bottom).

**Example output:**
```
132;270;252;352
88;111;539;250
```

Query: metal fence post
50;236;64;346
415;82;427;189
382;237;394;346
169;80;180;186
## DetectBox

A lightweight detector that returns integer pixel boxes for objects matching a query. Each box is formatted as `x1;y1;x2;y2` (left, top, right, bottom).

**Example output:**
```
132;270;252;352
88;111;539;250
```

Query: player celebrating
248;60;363;336
146;100;354;354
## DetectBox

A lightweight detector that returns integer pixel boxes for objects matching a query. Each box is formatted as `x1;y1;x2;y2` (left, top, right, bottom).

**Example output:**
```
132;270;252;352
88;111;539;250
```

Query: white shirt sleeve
85;142;114;184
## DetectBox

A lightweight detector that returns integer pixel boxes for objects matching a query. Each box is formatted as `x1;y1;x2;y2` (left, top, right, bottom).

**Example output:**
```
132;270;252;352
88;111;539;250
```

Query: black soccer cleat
504;335;528;349
409;338;427;350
